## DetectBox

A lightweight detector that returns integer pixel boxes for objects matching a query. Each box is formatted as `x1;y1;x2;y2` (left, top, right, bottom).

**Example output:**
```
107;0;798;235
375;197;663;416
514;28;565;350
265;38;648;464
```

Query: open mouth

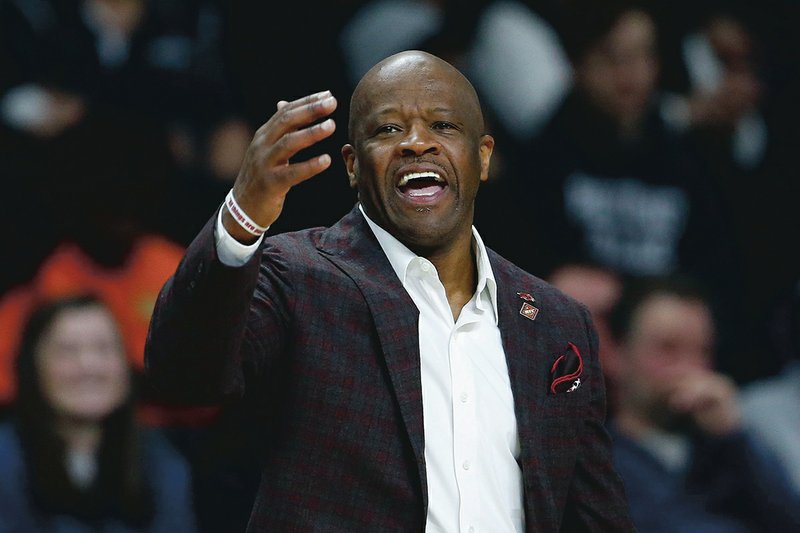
397;171;447;198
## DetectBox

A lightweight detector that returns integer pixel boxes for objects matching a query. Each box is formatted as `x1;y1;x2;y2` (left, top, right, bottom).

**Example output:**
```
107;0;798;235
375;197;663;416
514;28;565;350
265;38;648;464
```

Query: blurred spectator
604;274;800;532
0;294;197;531
31;119;183;376
493;0;738;278
0;0;252;255
739;278;800;494
651;0;800;381
659;8;766;170
481;0;753;381
0;0;249;175
0;119;221;428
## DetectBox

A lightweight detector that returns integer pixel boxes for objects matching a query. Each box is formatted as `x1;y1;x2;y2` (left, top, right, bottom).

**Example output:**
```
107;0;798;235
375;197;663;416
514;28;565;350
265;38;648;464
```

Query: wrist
222;208;261;245
223;188;268;244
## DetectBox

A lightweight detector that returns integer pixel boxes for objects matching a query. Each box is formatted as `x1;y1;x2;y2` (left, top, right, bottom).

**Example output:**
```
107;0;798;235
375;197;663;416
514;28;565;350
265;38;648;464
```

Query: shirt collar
358;204;499;324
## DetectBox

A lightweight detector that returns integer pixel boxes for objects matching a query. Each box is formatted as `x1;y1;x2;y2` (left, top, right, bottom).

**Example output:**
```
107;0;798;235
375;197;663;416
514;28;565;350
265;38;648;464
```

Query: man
145;50;634;531
605;275;800;532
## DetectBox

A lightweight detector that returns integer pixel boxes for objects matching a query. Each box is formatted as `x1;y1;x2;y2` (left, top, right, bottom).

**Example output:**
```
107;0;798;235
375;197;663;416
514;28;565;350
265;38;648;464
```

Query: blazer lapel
317;206;427;500
491;256;548;438
490;253;554;526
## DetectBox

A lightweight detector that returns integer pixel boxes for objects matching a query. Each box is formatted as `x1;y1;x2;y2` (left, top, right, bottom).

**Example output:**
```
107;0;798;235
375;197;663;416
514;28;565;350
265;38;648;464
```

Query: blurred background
1;0;799;530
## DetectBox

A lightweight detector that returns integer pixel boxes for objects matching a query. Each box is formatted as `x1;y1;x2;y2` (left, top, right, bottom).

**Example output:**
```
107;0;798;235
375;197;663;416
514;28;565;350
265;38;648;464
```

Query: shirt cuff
214;205;265;267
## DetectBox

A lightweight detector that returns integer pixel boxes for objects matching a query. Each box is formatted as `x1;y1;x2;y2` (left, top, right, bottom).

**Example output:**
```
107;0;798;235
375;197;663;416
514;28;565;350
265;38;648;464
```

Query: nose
398;123;440;157
75;348;104;370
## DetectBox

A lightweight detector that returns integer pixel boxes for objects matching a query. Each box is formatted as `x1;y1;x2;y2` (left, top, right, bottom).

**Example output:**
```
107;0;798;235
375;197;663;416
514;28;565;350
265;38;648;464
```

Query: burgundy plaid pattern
145;205;635;531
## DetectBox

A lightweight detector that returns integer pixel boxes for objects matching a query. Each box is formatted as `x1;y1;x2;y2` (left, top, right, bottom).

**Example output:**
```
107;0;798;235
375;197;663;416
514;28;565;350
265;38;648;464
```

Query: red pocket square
550;342;584;394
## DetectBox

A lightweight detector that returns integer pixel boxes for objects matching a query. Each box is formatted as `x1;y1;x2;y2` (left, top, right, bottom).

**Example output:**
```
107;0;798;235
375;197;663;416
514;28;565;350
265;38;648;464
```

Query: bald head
348;50;485;142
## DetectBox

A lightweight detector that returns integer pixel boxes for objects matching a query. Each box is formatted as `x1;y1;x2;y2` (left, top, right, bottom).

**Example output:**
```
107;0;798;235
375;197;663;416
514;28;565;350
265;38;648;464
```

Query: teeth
398;171;443;187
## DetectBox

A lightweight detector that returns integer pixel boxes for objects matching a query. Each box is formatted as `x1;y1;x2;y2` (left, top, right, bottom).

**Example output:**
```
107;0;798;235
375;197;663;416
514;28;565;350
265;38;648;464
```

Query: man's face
575;10;659;129
616;294;715;429
342;54;494;254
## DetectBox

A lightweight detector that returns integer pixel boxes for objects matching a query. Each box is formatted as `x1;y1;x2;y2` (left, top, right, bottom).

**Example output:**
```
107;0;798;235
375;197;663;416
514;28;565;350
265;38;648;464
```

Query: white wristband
224;189;268;236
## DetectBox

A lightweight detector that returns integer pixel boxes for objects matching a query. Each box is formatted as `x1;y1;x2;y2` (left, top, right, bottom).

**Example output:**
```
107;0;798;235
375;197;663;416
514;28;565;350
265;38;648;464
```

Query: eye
375;124;401;135
432;121;459;132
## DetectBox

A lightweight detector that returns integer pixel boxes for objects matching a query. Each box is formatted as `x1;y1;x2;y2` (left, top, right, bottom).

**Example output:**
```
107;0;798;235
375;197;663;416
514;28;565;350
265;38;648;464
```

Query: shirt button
420;261;431;272
462;460;471;470
460;392;469;403
469;527;475;533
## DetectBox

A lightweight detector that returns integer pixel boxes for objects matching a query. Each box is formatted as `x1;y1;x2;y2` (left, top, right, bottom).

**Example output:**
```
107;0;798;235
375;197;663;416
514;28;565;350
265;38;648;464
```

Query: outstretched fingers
251;92;338;181
271;153;333;189
260;90;338;144
273;116;336;166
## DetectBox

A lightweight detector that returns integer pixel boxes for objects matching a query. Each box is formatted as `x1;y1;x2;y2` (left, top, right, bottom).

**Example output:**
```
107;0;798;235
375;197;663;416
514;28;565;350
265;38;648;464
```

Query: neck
617;115;643;141
56;417;103;455
423;230;478;321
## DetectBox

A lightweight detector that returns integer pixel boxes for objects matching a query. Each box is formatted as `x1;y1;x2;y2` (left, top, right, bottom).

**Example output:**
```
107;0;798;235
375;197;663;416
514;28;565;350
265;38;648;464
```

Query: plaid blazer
145;205;635;532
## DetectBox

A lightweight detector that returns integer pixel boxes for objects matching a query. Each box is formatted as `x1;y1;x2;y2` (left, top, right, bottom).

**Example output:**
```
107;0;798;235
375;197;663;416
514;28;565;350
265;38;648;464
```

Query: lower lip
396;184;448;204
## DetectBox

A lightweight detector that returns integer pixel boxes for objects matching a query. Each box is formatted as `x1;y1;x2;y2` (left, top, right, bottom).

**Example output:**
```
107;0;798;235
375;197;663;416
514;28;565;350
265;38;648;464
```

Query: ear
479;134;495;183
341;144;358;188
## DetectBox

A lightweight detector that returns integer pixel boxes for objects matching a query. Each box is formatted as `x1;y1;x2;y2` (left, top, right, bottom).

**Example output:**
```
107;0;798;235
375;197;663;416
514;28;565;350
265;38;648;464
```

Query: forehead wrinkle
371;103;461;119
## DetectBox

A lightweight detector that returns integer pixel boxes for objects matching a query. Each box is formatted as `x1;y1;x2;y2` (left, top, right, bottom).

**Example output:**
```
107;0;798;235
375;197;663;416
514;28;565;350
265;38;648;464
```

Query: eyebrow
372;105;458;117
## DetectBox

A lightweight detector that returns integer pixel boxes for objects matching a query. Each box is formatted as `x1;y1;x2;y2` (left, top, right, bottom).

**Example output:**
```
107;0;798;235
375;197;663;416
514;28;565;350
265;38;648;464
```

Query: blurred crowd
0;0;798;531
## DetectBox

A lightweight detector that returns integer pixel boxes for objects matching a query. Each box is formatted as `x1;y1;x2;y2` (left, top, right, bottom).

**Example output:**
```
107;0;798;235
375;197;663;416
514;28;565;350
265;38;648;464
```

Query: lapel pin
519;301;539;321
517;291;535;302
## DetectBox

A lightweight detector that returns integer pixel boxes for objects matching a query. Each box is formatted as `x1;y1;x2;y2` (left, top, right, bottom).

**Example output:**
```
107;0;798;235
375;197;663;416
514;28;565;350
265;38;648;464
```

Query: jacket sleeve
144;210;282;404
688;430;800;530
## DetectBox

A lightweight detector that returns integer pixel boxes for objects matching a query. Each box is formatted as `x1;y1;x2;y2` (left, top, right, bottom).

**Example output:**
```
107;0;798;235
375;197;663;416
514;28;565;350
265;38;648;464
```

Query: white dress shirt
215;205;524;532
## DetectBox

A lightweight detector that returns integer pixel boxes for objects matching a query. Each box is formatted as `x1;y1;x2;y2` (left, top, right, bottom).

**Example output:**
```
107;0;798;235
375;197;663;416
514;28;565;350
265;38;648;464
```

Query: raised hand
668;370;742;436
223;90;338;243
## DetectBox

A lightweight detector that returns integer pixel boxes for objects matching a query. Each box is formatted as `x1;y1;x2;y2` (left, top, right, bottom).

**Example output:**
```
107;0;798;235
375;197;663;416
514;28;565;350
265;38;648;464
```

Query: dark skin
223;51;494;319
